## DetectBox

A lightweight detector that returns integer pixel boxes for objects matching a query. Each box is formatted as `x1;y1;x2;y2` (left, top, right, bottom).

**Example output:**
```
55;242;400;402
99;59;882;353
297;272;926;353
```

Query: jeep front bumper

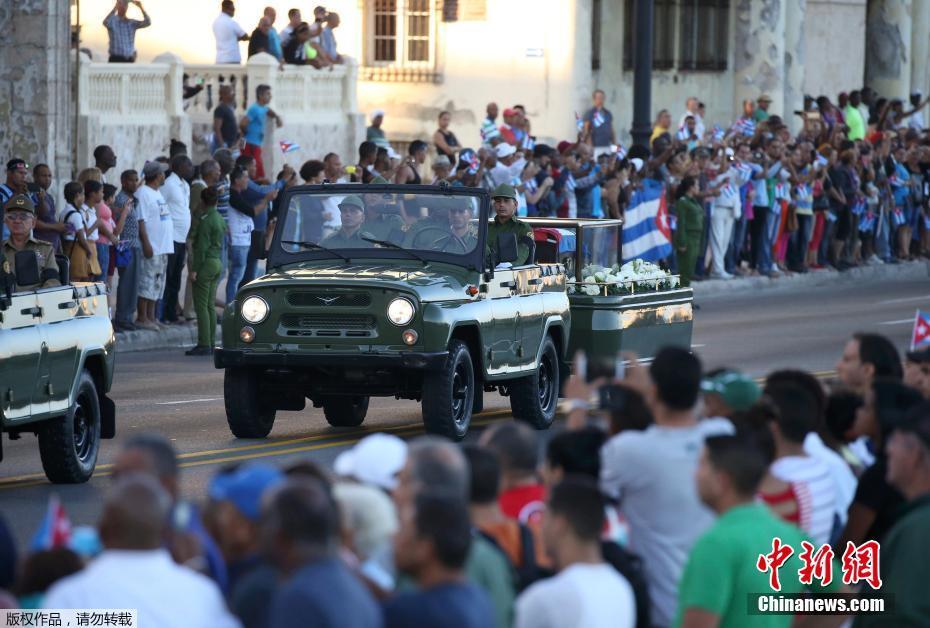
214;348;449;370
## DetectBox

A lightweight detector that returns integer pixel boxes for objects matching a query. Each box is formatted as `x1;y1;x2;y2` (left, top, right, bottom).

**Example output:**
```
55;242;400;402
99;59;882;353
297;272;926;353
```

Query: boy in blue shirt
239;84;283;180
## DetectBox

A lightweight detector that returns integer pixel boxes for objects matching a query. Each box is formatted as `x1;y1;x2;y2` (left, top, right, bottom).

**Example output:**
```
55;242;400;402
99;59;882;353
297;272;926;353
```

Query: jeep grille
280;313;376;338
286;291;373;307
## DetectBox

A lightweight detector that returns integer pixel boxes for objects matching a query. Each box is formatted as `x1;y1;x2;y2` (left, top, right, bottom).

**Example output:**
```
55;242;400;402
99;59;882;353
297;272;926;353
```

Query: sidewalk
692;259;929;299
115;260;930;353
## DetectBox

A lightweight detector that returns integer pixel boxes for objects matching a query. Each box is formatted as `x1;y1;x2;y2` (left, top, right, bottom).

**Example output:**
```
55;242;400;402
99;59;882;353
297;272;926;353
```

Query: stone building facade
3;0;930;182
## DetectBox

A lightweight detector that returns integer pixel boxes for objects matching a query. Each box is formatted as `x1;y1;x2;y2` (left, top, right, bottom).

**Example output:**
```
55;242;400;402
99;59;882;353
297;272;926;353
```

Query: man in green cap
322;194;374;248
2;194;60;291
487;182;532;265
700;370;761;419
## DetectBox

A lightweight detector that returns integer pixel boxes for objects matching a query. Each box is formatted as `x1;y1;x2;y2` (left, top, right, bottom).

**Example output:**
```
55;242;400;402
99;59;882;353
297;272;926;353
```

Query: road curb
693;259;930;299
115;260;929;353
115;324;202;354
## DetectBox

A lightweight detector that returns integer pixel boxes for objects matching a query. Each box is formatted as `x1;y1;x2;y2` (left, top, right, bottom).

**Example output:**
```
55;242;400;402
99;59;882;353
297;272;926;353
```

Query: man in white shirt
600;348;733;627
279;8;301;47
516;476;635;628
490;143;519;187
678;97;705;141
906;91;927;131
44;474;239;628
213;0;249;64
160;155;192;323
135;161;173;330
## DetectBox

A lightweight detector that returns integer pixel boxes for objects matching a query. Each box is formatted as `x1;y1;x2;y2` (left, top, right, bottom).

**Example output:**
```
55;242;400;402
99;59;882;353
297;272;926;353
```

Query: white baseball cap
495;143;517;158
334;433;408;491
630;157;644;172
370;108;386;121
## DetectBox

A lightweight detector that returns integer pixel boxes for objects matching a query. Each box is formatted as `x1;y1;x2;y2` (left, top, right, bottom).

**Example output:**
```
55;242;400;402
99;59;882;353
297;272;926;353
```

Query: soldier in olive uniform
322;195;374;248
487;183;532;265
445;199;478;253
672;176;704;288
2;194;60;291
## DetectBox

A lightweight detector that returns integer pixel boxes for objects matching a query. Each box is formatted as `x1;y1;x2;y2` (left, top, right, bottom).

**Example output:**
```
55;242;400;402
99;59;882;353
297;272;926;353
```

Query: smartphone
598;384;629;411
614;356;626;380
576;352;588;382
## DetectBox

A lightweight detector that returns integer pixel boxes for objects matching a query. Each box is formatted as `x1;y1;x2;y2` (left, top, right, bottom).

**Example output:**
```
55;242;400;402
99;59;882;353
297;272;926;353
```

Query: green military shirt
854;494;930;628
673;195;704;249
487;216;533;265
2;236;60;291
322;227;375;248
191;205;226;274
364;213;406;242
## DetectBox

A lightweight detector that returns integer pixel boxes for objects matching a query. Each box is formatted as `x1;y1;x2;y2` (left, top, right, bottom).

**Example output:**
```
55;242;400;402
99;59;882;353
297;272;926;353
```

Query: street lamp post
630;0;653;147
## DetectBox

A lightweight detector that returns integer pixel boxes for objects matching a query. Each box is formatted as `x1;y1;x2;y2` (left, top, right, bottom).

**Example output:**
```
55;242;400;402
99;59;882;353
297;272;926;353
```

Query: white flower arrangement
569;260;680;296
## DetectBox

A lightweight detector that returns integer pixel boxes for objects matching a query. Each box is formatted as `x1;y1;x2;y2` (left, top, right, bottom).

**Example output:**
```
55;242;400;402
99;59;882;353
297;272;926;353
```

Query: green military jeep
0;254;116;483
215;184;570;440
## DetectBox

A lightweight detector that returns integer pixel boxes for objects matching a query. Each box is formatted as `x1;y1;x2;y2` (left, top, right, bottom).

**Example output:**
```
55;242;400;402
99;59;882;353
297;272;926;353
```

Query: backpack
601;541;652;628
479;522;550;593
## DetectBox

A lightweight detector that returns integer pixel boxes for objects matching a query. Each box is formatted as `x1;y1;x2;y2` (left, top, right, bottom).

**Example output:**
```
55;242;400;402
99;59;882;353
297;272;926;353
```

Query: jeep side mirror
14;250;41;287
497;233;519;264
250;229;267;261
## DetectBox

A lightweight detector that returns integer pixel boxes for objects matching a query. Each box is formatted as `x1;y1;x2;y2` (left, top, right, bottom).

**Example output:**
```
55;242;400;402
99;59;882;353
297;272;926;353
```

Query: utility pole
630;0;653;147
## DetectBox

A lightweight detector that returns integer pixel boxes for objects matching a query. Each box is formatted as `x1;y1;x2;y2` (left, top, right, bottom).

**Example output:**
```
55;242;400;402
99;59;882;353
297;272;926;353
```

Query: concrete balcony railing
76;52;364;176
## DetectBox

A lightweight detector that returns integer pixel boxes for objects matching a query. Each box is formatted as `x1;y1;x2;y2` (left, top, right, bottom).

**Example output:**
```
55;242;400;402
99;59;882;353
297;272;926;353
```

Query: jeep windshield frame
267;184;490;272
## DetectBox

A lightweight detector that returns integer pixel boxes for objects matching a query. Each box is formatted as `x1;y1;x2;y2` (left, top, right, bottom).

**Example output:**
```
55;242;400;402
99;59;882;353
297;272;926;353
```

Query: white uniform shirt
43;549;240;628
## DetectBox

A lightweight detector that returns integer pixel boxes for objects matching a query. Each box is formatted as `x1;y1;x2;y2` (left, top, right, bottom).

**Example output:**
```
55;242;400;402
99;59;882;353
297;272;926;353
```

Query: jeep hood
247;262;477;302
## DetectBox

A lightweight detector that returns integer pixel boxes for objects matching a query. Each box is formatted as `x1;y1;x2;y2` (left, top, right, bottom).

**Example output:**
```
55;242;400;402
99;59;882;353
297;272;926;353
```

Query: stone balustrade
76;52;364;177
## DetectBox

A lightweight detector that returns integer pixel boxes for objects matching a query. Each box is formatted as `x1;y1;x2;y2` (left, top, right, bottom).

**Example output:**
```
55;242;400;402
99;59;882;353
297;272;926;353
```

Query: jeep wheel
39;369;101;483
224;367;276;438
422;339;474;441
322;396;370;427
509;335;560;429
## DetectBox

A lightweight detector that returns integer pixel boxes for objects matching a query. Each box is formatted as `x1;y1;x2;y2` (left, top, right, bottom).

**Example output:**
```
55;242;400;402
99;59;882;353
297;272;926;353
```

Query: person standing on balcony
279;8;302;48
239;84;282;181
264;7;284;62
213;0;250;65
103;0;151;63
321;12;342;65
248;17;274;60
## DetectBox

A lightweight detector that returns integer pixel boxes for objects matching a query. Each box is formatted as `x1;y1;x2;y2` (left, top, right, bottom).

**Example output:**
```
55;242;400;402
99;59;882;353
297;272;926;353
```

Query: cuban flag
892;208;907;227
615;143;628;160
712;125;726;142
858;212;877;233
732;117;756;137
622;178;672;263
30;494;71;551
911;310;930;350
851;197;866;216
279;140;300;154
575;112;585;133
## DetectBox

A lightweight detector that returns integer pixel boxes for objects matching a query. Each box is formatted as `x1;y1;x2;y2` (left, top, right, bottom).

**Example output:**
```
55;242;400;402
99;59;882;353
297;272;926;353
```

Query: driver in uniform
446;200;477;251
2;194;60;291
321;195;374;248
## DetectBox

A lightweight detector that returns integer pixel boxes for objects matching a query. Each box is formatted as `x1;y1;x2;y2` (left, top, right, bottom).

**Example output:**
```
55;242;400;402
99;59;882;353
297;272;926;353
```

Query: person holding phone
103;0;151;63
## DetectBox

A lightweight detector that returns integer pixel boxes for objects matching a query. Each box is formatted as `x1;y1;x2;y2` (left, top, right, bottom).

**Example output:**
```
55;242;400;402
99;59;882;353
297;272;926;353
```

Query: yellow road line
0;412;509;489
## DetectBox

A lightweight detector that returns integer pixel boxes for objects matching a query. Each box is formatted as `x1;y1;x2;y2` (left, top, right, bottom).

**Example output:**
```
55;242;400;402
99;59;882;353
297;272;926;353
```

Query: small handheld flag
279;140;300;154
911;310;930;350
575;112;584;133
30;494;71;551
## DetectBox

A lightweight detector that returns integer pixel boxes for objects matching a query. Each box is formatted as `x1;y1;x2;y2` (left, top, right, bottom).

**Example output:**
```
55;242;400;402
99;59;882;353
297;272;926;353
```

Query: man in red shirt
479;422;546;525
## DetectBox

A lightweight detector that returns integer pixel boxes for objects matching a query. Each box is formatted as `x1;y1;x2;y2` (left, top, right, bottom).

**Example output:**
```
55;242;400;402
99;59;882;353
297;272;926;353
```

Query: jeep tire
224;367;276;438
509;335;560;429
422;339;474;441
322;396;370;427
39;369;101;483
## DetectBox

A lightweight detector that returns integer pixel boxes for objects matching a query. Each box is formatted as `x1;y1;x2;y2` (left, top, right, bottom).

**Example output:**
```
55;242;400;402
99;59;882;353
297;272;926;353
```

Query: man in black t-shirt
247;17;272;58
213;85;240;151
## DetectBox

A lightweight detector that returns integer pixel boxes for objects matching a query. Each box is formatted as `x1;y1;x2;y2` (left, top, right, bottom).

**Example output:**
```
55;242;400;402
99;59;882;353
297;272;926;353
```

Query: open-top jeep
1;249;116;483
215;184;571;440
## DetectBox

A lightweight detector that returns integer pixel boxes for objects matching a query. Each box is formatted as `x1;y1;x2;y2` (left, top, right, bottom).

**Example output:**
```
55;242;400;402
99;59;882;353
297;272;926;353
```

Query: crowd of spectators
2;336;930;626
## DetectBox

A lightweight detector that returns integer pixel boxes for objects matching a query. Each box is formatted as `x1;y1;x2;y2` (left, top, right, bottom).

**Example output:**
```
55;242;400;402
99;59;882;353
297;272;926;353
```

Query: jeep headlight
241;296;269;324
387;297;415;326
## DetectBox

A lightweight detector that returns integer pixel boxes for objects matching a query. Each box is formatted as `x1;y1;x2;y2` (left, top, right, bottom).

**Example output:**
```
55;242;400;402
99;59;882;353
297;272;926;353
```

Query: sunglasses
5;211;32;222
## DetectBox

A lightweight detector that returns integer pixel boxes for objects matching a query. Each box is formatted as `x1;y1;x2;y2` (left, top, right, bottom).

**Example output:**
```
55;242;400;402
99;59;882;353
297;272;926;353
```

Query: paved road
1;276;928;546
